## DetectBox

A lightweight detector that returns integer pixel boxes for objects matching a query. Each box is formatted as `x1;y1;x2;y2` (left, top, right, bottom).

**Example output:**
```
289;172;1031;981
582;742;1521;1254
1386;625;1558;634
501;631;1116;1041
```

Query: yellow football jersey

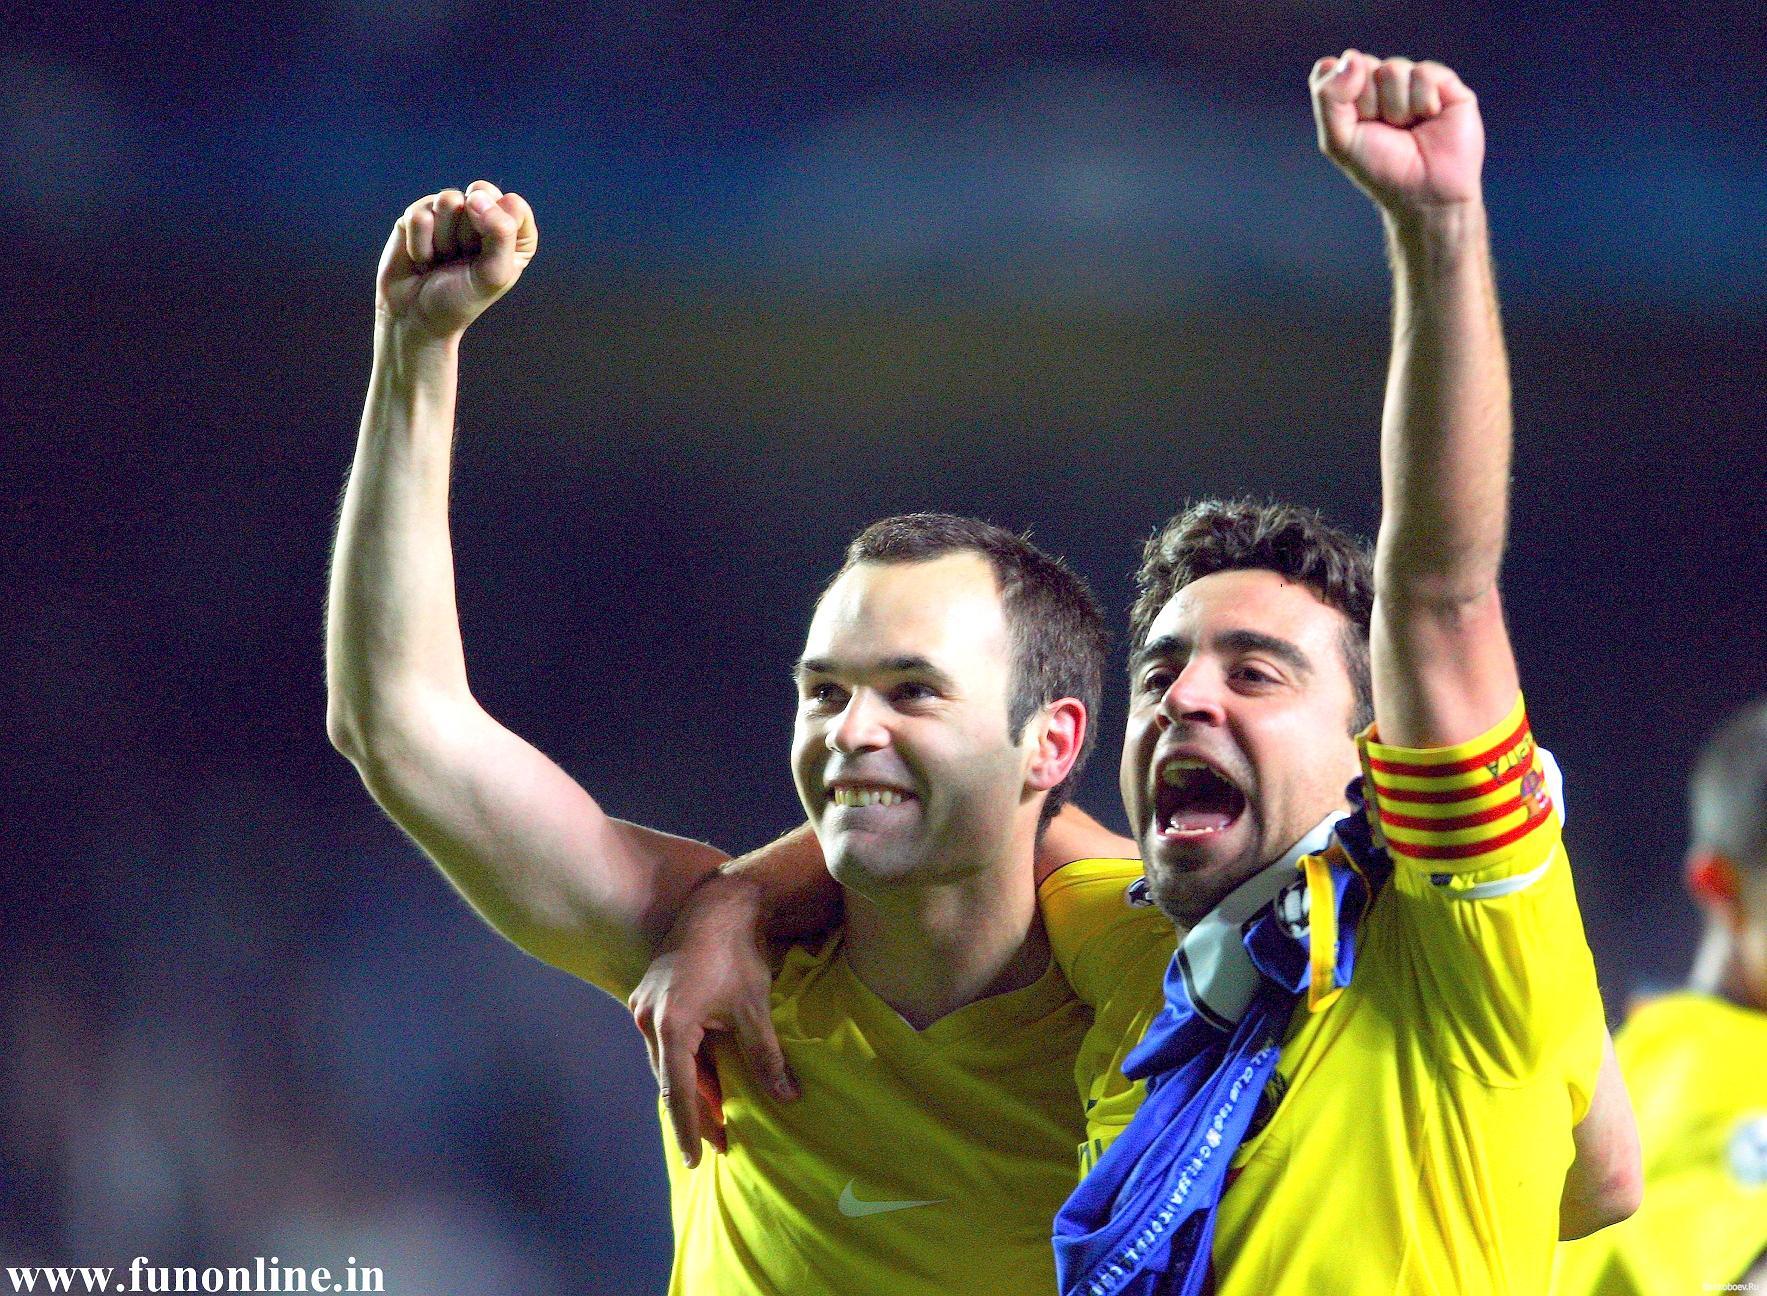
1038;856;1173;1175
1049;697;1607;1294
663;928;1091;1295
1555;993;1767;1293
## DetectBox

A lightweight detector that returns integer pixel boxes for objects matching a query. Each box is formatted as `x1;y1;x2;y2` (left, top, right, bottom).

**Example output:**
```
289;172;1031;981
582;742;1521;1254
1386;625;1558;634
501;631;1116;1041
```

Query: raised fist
1310;52;1484;215
375;181;539;339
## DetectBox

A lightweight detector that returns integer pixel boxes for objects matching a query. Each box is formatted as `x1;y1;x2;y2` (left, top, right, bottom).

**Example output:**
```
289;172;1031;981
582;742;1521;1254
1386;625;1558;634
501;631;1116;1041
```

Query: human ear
1687;850;1744;931
1025;698;1086;793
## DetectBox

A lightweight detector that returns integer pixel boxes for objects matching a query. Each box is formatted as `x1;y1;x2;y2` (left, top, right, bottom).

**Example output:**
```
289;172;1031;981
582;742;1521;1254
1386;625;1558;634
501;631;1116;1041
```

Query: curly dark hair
1129;499;1374;734
834;513;1108;828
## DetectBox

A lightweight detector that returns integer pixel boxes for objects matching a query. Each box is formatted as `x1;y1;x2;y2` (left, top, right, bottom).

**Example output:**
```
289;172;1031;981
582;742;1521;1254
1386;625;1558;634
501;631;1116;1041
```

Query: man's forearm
326;324;470;753
1559;1029;1643;1238
1377;204;1511;602
1306;53;1523;749
719;824;842;942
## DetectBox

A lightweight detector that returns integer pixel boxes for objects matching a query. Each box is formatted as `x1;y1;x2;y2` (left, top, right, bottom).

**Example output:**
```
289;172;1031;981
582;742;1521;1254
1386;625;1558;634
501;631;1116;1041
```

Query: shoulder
1039;857;1175;1009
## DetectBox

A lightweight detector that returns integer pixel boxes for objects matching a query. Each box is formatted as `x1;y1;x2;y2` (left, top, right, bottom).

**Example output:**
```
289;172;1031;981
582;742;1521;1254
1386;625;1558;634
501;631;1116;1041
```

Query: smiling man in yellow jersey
325;171;1141;1292
1556;696;1767;1294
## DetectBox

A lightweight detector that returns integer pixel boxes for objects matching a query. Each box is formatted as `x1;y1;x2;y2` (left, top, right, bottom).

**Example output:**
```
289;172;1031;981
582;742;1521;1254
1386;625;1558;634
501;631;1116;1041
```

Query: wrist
687;869;767;934
373;313;464;365
1382;199;1489;266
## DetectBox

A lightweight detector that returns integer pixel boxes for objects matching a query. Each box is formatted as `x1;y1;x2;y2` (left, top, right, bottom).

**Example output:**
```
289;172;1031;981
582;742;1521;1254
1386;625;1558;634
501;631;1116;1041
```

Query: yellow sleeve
1038;859;1175;1169
1360;696;1604;1115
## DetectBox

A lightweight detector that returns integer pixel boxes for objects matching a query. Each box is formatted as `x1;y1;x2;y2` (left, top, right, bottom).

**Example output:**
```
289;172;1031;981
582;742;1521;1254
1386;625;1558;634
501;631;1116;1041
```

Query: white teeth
1161;759;1209;786
831;787;906;807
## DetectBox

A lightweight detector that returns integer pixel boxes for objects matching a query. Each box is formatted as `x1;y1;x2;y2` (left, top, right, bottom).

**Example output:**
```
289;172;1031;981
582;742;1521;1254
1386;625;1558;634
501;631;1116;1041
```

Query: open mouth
1155;759;1246;838
827;784;913;809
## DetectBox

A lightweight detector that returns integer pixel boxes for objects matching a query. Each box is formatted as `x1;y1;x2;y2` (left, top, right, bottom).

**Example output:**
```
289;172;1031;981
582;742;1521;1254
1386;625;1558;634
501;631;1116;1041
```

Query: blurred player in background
1557;696;1767;1293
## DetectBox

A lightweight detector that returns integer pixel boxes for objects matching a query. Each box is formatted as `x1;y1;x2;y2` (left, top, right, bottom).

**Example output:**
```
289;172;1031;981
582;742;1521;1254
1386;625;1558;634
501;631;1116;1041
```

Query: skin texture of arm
1558;1029;1644;1238
627;802;1136;1165
326;182;726;999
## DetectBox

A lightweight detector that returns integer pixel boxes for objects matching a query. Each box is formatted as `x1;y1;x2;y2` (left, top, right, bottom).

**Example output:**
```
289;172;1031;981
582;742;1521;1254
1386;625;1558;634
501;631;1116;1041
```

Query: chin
1143;830;1261;922
826;842;922;893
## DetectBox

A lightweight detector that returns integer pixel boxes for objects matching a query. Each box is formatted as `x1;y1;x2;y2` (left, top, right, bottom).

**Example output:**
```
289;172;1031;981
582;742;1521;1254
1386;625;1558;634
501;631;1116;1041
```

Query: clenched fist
376;181;539;340
1310;51;1484;217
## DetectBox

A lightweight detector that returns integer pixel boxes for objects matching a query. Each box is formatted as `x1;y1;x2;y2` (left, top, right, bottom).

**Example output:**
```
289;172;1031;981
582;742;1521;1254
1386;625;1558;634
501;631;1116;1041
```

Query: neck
1689;925;1765;1012
842;856;1047;1030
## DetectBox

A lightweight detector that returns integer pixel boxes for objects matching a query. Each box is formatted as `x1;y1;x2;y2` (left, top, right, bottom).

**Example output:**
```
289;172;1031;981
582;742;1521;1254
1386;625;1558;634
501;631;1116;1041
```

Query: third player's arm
326;182;725;998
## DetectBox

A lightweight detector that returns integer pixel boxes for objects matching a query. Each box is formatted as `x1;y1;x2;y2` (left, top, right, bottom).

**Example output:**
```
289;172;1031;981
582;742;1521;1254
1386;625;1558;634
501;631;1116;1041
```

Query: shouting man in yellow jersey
638;48;1640;1294
1046;49;1639;1293
1557;696;1767;1293
325;174;1139;1291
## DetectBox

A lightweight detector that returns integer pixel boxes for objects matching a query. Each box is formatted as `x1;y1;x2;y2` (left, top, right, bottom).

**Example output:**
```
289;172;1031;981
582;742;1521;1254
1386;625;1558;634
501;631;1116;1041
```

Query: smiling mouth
828;785;913;809
1155;760;1246;838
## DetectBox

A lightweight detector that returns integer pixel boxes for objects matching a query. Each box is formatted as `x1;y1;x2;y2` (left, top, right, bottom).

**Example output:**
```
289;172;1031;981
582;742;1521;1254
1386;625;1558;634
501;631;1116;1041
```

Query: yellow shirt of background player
1555;993;1767;1294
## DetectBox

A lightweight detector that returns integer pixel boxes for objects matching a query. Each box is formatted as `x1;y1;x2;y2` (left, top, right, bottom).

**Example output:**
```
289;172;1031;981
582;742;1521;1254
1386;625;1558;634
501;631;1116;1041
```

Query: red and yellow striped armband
1358;695;1558;875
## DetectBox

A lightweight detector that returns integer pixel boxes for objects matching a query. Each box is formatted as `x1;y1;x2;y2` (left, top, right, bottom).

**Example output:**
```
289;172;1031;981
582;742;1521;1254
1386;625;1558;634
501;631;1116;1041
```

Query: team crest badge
1728;1114;1767;1186
1520;766;1551;816
1124;877;1154;909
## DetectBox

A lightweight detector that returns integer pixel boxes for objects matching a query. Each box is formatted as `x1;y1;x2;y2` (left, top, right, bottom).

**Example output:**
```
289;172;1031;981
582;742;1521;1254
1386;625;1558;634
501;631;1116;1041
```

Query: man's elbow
325;682;438;771
326;694;367;763
1559;1149;1644;1240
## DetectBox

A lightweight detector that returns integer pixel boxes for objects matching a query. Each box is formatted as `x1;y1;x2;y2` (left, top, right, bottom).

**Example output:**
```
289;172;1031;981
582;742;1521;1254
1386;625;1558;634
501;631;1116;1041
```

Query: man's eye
1140;670;1174;695
1233;665;1277;685
892;682;935;705
806;682;845;707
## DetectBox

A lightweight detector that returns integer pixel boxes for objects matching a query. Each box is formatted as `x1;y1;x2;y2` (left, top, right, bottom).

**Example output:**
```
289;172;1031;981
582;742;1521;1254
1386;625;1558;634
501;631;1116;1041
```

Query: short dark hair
834;513;1108;828
1690;696;1767;871
1129;498;1375;734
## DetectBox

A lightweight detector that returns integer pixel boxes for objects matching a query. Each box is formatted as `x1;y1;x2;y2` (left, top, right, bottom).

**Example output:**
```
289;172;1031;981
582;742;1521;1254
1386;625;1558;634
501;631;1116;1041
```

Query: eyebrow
793;654;957;688
1130;629;1313;678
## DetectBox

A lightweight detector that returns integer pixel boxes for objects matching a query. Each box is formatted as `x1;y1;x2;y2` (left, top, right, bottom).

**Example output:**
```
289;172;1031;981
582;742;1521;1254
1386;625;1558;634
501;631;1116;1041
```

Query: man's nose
1158;662;1226;729
827;689;890;754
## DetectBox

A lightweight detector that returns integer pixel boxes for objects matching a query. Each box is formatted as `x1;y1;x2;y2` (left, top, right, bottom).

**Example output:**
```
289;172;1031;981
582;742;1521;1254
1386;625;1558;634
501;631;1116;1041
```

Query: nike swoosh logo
837;1180;945;1218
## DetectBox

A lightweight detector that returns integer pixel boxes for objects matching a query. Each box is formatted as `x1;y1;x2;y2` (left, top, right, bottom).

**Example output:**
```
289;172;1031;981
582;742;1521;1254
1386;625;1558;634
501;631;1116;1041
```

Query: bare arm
1558;1031;1643;1239
326;182;724;998
1312;53;1518;748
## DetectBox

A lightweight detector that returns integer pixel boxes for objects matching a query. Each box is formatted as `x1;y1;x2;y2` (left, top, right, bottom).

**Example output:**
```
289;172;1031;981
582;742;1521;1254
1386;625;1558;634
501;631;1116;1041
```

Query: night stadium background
4;2;1763;1288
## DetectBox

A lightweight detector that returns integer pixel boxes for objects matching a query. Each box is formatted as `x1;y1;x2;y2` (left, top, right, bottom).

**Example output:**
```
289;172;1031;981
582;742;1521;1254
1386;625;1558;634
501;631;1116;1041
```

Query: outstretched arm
1311;52;1517;748
1316;54;1640;1235
326;182;725;998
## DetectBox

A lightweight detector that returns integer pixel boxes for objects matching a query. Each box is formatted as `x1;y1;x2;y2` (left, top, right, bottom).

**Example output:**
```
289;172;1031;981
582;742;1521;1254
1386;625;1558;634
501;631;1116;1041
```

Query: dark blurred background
4;1;1763;1290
